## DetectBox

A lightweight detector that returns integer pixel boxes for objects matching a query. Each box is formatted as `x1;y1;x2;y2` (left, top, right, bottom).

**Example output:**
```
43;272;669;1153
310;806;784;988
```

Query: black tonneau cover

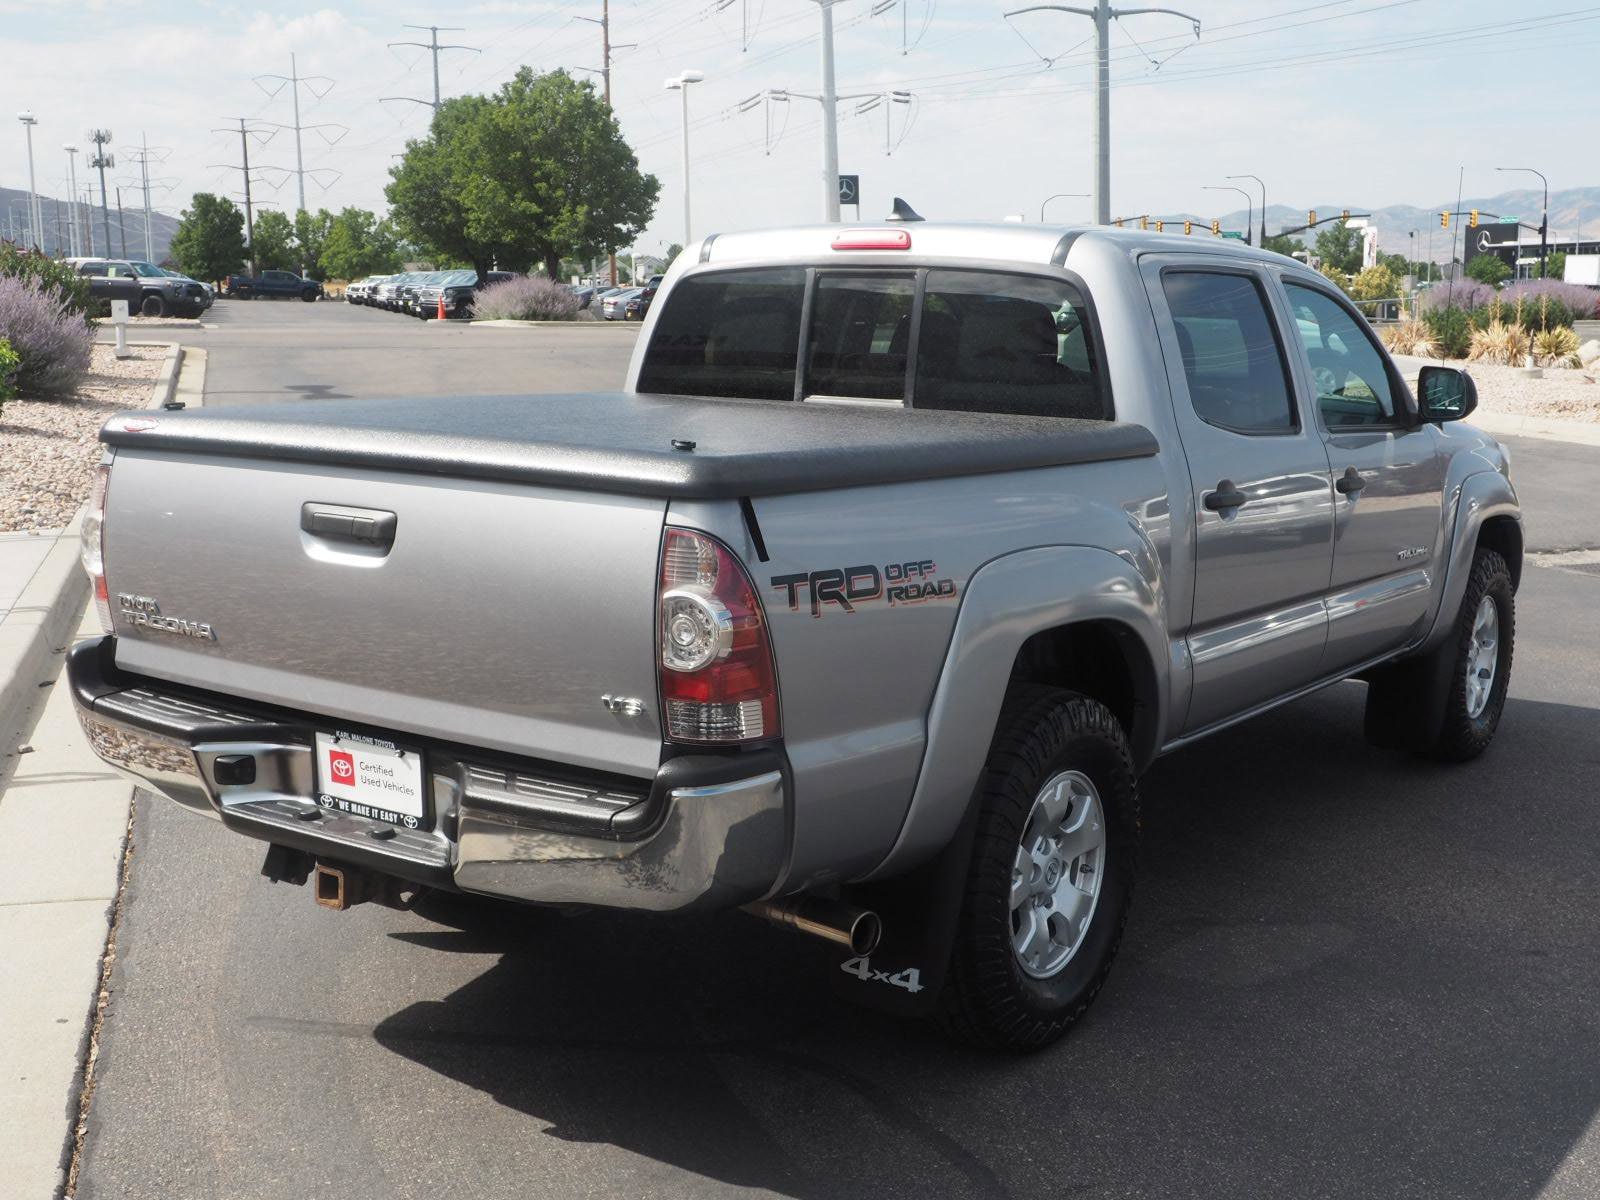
101;391;1158;499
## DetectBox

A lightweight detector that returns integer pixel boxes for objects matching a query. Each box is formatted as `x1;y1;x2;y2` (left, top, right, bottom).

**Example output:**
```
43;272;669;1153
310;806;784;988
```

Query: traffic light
1440;211;1450;228
1114;218;1124;228
1341;209;1350;223
1139;216;1148;230
1470;209;1479;228
1211;217;1221;236
1308;210;1317;227
1184;219;1193;236
1155;220;1164;233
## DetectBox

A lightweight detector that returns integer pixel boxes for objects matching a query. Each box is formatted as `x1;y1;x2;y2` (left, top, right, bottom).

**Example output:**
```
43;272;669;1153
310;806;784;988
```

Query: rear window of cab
637;267;1110;420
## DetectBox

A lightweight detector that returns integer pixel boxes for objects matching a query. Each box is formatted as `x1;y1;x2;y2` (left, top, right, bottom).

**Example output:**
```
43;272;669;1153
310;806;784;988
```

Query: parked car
70;221;1520;1052
155;267;214;311
567;285;597;310
345;275;394;305
68;258;205;317
224;270;323;302
624;284;656;321
601;287;642;319
415;270;517;320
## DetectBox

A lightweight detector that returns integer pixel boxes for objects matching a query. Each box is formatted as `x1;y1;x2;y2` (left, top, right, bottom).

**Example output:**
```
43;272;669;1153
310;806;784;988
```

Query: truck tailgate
102;450;667;778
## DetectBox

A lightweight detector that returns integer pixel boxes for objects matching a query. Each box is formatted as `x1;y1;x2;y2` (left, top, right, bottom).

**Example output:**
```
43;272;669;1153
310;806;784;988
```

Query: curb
471;317;636;328
0;342;186;758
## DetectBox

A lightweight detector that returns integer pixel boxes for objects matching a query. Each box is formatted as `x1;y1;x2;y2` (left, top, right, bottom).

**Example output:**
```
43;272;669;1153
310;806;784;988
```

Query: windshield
128;261;166;277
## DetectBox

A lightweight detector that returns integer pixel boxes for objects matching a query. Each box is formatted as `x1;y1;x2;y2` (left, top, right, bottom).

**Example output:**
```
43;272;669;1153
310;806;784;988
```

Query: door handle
300;503;397;548
1335;466;1367;496
1203;480;1248;512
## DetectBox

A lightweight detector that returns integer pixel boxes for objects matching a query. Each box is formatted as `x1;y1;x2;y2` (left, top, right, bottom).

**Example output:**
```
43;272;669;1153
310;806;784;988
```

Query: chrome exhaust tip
744;897;882;956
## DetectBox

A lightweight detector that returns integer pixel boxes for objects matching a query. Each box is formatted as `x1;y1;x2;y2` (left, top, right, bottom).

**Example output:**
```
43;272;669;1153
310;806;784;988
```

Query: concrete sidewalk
0;344;203;1200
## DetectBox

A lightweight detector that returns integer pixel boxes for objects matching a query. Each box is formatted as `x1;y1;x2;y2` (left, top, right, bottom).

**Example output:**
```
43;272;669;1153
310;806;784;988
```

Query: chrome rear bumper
68;638;789;912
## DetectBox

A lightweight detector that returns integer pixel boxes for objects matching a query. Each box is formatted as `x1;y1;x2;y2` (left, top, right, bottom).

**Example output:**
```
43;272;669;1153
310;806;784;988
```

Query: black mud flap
829;803;979;1019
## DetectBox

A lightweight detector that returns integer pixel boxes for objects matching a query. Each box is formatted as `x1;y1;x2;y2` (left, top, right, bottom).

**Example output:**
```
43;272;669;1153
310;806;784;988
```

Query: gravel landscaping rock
1466;360;1600;424
0;344;164;533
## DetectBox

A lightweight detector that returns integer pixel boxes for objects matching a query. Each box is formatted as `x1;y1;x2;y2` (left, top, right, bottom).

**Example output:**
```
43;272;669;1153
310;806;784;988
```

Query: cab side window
1284;283;1397;428
1161;271;1297;434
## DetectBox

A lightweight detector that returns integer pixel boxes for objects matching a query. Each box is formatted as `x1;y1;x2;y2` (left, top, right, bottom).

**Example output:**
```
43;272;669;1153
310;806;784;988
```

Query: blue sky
3;0;1597;259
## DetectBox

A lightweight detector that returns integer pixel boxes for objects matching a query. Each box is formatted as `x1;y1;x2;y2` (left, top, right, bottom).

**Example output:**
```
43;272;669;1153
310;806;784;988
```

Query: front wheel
302;289;318;303
140;294;168;318
939;687;1138;1052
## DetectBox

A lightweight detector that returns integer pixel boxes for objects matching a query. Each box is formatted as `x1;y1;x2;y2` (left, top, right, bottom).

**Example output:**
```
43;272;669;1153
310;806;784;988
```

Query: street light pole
17;112;42;252
1496;165;1549;280
817;0;841;222
1203;185;1252;243
1226;173;1265;246
664;71;705;247
1040;192;1088;222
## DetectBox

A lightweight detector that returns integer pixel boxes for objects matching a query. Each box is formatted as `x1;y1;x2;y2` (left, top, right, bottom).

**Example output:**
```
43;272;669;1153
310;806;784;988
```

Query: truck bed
102;391;1158;499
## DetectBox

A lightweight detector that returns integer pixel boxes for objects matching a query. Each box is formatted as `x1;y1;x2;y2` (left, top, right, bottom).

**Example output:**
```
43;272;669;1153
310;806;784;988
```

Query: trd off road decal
770;559;957;618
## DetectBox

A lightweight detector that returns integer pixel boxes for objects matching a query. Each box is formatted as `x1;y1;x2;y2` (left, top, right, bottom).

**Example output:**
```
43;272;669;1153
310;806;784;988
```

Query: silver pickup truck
70;221;1520;1050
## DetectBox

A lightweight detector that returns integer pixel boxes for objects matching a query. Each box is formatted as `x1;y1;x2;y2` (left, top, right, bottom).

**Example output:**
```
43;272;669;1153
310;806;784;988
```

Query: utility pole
83;186;95;255
63;143;81;256
383;25;479;111
88;128;114;256
253;56;345;219
210;118;281;274
115;187;128;257
124;133;169;262
818;0;840;222
576;0;635;283
17;112;43;252
1004;2;1200;225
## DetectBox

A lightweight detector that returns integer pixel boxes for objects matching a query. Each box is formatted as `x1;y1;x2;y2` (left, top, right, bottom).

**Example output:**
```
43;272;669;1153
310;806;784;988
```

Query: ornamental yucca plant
1467;319;1531;366
1533;326;1581;368
1378;319;1436;358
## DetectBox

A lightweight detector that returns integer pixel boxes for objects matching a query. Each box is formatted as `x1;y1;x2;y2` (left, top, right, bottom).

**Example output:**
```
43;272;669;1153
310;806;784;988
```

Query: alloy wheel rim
1465;595;1500;720
1010;770;1107;980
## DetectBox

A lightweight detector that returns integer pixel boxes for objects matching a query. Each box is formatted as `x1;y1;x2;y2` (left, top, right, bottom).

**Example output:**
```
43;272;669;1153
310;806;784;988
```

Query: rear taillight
81;461;113;633
657;527;779;744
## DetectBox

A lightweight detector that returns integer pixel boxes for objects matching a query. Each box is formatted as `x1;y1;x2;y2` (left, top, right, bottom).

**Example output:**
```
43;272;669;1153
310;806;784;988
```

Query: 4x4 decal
770;559;957;617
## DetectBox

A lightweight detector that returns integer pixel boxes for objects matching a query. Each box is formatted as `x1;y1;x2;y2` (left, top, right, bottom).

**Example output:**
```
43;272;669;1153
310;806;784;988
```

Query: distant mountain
1194;187;1600;263
0;184;181;262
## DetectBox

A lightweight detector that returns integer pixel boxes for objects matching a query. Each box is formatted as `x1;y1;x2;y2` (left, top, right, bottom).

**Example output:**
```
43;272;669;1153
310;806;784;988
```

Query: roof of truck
698;220;1302;270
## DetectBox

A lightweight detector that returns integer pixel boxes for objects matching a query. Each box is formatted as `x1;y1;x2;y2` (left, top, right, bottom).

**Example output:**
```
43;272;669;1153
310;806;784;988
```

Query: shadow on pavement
369;684;1600;1199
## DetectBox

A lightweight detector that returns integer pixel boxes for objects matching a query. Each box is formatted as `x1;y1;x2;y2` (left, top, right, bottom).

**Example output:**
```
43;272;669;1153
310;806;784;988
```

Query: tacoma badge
117;594;217;641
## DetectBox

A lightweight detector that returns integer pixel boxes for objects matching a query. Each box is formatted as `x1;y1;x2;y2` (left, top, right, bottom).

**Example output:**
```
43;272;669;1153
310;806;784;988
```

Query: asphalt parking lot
76;301;1600;1199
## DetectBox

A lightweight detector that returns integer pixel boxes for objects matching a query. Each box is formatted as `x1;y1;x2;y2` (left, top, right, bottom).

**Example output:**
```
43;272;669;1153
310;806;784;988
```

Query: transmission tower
382;25;480;111
209;118;289;272
122;134;172;262
253;54;347;216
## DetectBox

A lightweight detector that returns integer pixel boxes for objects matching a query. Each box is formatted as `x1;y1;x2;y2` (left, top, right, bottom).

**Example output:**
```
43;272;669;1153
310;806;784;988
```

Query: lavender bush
1418;280;1493;313
472;275;580;322
0;275;93;398
1501;279;1600;321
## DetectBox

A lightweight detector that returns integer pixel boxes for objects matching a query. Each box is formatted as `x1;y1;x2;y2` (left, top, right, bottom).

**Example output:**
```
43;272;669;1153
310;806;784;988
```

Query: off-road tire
1428;548;1514;760
139;293;167;318
938;686;1138;1052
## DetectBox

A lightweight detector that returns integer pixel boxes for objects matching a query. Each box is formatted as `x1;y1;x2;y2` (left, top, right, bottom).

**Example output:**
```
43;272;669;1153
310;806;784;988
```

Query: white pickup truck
71;220;1520;1050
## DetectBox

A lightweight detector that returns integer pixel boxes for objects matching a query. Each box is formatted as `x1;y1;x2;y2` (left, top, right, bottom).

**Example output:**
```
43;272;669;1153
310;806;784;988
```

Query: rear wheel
939;687;1138;1052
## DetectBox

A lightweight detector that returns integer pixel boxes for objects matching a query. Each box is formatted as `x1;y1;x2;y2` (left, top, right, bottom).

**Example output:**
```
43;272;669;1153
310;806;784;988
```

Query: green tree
1350;264;1399;303
1465;254;1511;287
248;210;296;271
1261;232;1300;258
321;207;403;279
169;193;247;283
1318;263;1352;294
292;208;335;278
1537;250;1567;281
1313;221;1363;274
387;68;659;279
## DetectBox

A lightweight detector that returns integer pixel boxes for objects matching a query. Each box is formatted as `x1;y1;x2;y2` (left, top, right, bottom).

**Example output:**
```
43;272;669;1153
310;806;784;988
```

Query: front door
1142;260;1336;733
1278;279;1448;672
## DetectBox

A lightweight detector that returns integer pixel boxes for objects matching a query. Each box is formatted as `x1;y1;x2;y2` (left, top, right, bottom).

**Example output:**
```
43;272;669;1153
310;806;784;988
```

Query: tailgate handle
301;503;397;547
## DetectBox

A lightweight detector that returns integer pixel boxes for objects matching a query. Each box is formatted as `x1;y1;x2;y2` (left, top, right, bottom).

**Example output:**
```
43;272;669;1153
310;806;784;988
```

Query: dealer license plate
313;730;427;829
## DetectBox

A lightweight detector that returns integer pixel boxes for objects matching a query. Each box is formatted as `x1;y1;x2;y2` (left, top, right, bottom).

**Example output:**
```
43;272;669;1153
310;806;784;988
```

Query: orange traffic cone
436;294;447;321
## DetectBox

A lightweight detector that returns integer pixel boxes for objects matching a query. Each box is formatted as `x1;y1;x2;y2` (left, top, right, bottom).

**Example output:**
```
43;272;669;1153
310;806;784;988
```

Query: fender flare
1419;469;1521;654
862;544;1168;882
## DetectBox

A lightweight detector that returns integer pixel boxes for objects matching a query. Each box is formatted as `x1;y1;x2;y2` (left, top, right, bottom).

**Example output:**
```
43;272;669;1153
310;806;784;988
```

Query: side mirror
1416;365;1477;422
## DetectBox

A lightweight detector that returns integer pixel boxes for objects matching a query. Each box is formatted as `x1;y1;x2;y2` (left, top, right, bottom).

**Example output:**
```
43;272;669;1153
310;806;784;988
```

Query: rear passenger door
1277;278;1447;671
1140;259;1336;733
